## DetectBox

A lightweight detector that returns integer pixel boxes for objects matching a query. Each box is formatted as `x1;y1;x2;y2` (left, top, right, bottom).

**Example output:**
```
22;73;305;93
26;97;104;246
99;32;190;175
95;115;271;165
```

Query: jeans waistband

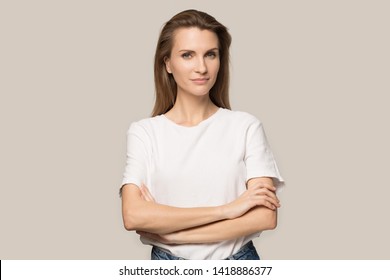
151;241;260;260
225;241;260;260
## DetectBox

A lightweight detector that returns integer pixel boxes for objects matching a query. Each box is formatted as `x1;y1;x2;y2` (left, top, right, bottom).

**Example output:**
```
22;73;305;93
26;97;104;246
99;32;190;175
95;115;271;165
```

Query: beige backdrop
1;0;389;259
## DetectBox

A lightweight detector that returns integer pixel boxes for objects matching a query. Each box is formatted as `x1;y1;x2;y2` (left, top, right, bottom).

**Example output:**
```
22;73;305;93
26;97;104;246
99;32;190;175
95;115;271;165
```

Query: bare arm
121;183;224;234
137;177;279;243
121;181;278;234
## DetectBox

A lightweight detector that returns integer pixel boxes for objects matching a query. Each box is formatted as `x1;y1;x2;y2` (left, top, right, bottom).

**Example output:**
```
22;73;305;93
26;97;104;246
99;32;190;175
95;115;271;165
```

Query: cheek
210;60;220;76
216;61;221;74
171;61;193;76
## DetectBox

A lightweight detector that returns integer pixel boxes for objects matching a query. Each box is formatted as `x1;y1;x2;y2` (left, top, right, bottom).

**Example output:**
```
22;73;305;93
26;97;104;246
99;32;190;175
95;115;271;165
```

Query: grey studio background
1;0;389;259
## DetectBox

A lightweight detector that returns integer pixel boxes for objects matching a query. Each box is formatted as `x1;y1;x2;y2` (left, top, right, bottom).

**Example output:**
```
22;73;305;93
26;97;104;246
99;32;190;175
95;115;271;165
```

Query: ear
164;56;172;74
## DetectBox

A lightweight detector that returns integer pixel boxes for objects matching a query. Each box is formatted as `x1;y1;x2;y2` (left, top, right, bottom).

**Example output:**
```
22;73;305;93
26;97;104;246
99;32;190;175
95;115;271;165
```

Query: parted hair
152;9;232;117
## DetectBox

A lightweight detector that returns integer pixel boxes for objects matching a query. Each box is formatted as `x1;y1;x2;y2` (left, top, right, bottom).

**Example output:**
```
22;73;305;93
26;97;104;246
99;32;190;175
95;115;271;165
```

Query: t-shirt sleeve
121;122;148;191
244;118;285;191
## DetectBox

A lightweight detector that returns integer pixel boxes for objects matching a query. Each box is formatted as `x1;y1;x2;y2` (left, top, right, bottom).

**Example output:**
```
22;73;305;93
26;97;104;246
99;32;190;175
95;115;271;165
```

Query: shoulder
219;108;262;127
126;115;164;136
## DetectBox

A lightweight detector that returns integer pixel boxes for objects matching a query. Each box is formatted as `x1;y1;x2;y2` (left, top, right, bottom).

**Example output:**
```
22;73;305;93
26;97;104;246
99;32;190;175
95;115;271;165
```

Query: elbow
266;216;277;230
256;208;278;231
265;210;278;230
122;209;141;231
123;218;135;231
121;184;149;231
123;219;135;231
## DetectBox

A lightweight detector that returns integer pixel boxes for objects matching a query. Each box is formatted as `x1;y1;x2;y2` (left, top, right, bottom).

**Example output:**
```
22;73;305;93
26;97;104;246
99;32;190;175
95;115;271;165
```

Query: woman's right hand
222;181;280;220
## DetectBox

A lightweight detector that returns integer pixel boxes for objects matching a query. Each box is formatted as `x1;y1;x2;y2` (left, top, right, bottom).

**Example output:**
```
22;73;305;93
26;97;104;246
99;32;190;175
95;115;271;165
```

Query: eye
206;52;217;59
181;52;193;59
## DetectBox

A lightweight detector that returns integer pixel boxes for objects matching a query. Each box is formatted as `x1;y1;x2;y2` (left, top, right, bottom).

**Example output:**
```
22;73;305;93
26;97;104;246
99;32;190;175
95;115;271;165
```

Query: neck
165;93;219;126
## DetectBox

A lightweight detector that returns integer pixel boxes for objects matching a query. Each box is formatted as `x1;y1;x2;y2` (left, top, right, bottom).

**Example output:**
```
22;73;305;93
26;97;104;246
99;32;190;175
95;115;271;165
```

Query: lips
191;78;209;84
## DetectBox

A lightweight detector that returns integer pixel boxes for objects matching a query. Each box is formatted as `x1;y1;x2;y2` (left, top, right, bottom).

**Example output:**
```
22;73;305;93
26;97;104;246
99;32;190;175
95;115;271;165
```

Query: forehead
172;27;219;51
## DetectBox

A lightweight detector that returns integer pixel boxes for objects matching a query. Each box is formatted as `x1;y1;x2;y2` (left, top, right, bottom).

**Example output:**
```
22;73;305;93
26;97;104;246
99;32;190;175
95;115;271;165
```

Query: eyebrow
178;48;219;53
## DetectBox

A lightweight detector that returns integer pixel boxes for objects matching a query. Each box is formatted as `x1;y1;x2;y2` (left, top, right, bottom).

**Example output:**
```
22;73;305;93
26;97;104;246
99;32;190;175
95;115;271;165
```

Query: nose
195;57;207;74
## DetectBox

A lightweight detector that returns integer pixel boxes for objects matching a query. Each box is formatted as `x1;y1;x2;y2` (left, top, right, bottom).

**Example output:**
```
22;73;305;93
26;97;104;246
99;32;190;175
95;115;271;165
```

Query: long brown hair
152;10;232;117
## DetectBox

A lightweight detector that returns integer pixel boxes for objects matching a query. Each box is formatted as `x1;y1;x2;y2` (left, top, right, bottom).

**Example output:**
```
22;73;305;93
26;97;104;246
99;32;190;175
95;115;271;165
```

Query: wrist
171;230;186;244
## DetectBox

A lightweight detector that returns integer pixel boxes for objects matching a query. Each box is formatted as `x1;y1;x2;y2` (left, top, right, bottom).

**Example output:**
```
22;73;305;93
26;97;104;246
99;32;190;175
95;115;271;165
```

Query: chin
192;86;214;96
192;91;211;97
178;84;214;97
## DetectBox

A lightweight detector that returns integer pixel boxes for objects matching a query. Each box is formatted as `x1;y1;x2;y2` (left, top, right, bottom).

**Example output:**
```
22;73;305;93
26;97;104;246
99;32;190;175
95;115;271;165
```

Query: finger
253;188;280;202
143;187;155;202
265;191;280;203
140;184;155;202
260;197;279;210
260;193;280;207
139;185;148;201
264;196;281;208
253;194;280;208
267;200;277;210
259;183;277;192
141;184;153;201
249;182;277;192
250;186;277;198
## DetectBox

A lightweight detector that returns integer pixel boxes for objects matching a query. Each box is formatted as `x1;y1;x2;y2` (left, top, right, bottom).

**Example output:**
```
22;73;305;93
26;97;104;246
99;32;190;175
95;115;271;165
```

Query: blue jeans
151;241;260;260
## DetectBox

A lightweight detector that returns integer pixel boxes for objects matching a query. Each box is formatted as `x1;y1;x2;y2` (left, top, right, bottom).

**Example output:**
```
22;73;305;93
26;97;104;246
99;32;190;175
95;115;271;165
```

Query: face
165;27;220;98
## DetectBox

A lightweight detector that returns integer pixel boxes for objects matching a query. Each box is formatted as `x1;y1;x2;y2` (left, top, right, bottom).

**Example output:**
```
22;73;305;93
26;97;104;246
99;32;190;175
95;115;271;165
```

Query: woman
120;9;284;260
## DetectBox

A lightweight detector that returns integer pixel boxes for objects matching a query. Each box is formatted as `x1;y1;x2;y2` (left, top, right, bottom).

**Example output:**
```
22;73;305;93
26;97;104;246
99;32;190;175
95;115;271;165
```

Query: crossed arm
121;177;280;243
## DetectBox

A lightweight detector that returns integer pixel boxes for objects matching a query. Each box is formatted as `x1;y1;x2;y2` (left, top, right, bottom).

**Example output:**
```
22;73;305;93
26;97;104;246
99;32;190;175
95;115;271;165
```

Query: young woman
120;9;284;260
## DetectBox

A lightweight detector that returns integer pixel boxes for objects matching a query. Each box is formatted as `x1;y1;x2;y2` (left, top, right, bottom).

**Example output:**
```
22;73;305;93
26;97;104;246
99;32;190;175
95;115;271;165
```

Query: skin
121;179;279;234
164;27;221;126
121;27;280;244
136;177;279;244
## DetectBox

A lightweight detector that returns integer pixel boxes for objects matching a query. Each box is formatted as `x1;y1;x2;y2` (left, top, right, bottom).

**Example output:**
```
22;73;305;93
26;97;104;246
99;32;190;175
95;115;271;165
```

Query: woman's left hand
140;183;155;202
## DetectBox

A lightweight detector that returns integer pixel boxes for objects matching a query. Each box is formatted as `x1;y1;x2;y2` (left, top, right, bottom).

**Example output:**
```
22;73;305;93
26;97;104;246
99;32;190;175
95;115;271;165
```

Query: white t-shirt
121;108;284;259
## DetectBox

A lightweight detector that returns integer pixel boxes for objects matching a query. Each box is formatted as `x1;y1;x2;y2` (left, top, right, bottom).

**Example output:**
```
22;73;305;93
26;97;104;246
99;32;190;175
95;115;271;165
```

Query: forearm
124;175;279;237
171;177;278;244
122;184;225;234
173;206;277;244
